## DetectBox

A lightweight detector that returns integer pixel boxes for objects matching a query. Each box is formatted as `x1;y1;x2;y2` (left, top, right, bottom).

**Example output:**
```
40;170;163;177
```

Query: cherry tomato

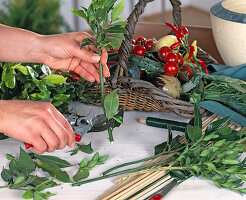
72;74;80;82
131;45;146;57
176;53;184;64
178;65;193;81
136;36;147;46
145;40;156;51
131;39;136;44
140;70;145;78
165;52;178;63
75;134;82;142
158;46;172;62
164;62;179;76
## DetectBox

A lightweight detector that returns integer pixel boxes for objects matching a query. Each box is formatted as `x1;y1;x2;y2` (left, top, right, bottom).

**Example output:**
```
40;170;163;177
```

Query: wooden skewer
130;175;171;200
109;171;167;200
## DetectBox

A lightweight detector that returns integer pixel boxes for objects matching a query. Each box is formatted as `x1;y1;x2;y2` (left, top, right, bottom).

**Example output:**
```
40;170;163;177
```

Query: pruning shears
25;114;113;149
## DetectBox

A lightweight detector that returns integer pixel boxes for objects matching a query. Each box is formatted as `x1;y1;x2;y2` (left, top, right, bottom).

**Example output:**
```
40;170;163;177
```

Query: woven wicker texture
82;0;217;118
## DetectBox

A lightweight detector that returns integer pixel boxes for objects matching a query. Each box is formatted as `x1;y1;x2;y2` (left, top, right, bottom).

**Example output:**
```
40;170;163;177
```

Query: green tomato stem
99;61;105;103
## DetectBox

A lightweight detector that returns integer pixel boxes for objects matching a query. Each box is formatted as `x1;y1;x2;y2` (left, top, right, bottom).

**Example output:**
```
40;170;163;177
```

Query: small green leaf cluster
72;0;126;51
69;142;94;156
73;152;109;182
0;148;59;200
0;63;85;113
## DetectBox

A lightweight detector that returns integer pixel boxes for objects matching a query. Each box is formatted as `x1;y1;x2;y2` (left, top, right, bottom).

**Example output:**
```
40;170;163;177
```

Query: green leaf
79;158;88;168
13;64;29;75
1;168;13;183
0;133;8;140
87;160;97;169
222;159;240;165
34;154;71;168
33;191;43;200
104;89;119;119
213;139;226;147
194;103;202;128
205;162;217;171
203;133;219;141
82;38;95;45
43;74;67;84
73;168;90;182
109;33;125;40
34;177;56;192
186;125;202;142
16;147;36;176
69;148;79;156
77;142;93;154
169;170;187;180
205;116;230;135
192;165;200;174
2;68;16;89
10;176;36;189
21;188;33;199
71;9;87;21
106;38;121;49
92;152;99;162
111;0;124;21
14;175;26;185
200;149;210;157
99;155;109;162
80;42;94;49
105;26;127;34
36;162;71;183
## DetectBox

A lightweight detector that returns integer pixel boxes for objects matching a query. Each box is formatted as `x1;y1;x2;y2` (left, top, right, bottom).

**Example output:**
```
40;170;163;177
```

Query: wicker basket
81;0;218;118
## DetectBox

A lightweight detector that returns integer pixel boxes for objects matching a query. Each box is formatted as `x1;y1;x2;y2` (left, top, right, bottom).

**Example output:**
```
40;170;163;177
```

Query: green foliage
0;0;70;34
73;152;109;182
72;0;126;142
0;63;85;112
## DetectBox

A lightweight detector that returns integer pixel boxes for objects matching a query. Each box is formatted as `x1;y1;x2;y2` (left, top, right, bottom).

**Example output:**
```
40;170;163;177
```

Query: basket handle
112;0;182;88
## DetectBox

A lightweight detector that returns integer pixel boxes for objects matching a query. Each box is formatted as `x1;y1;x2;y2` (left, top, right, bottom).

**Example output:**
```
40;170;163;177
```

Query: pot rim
210;1;246;24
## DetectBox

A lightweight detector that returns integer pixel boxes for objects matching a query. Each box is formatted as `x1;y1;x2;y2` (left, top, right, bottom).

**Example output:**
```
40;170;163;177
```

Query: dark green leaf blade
77;142;93;154
36;162;71;183
73;168;90;182
16;147;36;176
104;89;119;119
34;154;71;168
111;0;124;21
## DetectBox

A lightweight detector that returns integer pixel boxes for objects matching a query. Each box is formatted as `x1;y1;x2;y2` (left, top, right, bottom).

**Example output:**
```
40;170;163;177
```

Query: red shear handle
25;133;82;149
149;194;163;200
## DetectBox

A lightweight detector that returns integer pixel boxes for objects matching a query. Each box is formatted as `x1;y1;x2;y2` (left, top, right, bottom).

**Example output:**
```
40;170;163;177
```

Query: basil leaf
21;188;33;199
1;168;13;183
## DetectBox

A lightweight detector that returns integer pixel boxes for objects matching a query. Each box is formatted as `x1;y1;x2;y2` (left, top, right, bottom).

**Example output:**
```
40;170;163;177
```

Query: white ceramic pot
210;0;246;66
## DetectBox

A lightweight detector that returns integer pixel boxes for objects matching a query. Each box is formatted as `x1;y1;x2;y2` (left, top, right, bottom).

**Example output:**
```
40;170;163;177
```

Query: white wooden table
0;102;245;200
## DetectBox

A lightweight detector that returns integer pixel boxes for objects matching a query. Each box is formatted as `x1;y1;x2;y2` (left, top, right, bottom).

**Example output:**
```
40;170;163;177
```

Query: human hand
38;32;109;83
0;100;75;154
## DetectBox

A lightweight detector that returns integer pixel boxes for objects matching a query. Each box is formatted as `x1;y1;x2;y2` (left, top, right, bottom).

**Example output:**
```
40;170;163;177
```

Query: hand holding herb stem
72;0;126;142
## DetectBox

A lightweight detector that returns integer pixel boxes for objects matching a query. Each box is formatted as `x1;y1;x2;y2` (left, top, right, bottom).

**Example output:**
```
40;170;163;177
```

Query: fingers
100;47;110;78
31;137;47;155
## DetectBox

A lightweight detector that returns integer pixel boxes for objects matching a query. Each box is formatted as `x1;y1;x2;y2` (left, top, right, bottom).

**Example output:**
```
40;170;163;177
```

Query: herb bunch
71;0;126;142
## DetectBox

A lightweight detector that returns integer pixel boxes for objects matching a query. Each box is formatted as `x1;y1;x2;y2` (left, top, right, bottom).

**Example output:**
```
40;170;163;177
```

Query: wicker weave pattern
82;0;216;118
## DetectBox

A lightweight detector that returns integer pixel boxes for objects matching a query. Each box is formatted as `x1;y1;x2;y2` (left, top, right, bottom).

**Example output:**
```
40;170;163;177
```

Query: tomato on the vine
178;65;193;81
165;52;178;63
131;44;146;56
158;46;172;62
176;53;184;64
136;36;147;46
145;40;156;51
131;39;136;44
164;62;179;76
